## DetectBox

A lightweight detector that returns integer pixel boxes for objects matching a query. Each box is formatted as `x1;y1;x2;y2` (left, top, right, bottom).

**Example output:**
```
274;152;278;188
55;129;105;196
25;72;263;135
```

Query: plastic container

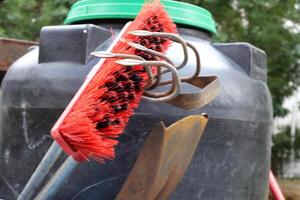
0;0;272;199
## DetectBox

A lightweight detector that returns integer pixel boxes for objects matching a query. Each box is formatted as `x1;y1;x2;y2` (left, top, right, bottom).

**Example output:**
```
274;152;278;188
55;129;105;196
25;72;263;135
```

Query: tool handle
34;156;78;200
17;142;63;200
269;171;285;200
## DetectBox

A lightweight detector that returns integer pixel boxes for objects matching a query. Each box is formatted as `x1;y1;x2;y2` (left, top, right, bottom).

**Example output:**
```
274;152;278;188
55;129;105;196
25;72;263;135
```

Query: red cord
269;171;285;200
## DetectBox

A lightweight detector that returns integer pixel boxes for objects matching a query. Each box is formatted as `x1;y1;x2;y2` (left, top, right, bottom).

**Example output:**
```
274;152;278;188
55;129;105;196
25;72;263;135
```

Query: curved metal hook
91;51;155;88
115;59;182;102
128;31;188;71
123;39;201;87
93;31;202;103
158;41;201;86
123;40;173;90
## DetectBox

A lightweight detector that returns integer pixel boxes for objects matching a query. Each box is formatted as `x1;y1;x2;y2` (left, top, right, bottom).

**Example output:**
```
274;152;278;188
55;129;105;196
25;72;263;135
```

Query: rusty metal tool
95;31;220;110
116;115;208;200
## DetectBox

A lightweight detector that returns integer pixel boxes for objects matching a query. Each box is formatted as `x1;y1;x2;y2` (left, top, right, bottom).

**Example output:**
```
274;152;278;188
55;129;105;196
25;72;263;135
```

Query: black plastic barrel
0;1;273;200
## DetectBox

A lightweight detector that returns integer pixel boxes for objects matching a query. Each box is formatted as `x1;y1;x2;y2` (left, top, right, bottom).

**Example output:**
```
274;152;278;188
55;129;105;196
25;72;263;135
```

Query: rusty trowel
116;115;208;200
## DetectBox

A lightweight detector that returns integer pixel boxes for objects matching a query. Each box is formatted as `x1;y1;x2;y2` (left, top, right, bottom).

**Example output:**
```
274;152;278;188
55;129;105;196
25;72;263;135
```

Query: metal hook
115;59;182;102
116;38;180;97
122;39;172;90
128;31;189;71
91;51;155;88
92;31;203;103
142;57;177;99
122;38;201;86
120;38;166;89
158;41;201;86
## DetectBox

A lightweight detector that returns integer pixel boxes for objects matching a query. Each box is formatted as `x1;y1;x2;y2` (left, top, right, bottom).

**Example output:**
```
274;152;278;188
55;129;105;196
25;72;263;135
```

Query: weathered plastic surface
0;23;273;200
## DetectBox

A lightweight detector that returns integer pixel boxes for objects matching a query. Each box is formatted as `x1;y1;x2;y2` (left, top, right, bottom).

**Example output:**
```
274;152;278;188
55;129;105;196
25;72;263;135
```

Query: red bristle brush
17;1;177;199
53;0;176;163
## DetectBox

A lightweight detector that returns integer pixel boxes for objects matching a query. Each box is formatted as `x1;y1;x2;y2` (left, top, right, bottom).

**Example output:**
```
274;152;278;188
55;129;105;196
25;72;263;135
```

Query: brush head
51;0;176;163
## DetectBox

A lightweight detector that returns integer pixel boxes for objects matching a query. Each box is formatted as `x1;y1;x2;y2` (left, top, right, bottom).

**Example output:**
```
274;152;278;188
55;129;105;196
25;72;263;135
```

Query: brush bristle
57;0;176;163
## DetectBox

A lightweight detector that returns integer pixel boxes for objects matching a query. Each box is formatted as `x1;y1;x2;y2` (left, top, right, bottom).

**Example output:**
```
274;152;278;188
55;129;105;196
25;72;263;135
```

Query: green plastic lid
64;0;217;35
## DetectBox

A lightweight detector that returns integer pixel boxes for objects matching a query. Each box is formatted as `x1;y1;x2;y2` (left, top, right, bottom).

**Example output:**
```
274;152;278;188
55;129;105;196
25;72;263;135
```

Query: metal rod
126;37;201;86
125;41;173;64
186;41;201;80
17;142;63;200
91;51;155;88
128;31;189;70
159;41;201;86
127;31;201;87
98;50;179;100
116;59;181;102
123;40;173;89
149;64;162;90
142;53;176;99
94;31;202;101
142;61;181;102
34;156;78;200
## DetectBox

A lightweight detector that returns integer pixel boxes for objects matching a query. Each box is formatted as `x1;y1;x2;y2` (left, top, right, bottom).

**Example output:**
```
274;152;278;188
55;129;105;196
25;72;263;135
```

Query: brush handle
17;142;63;200
34;156;78;200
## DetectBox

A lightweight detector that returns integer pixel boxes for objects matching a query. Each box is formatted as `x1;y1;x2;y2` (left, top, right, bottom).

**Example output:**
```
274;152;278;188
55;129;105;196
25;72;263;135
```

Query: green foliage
0;0;300;117
180;0;300;117
0;0;76;40
295;129;300;158
271;126;300;174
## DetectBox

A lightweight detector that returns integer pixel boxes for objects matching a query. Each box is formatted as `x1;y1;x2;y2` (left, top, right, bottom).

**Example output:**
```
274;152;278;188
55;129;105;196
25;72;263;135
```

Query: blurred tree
271;126;300;175
0;0;300;117
295;128;300;158
180;0;300;117
271;127;292;175
0;0;76;40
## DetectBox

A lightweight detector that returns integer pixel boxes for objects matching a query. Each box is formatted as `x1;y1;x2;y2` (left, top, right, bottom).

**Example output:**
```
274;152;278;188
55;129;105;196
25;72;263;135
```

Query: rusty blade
116;115;208;200
0;38;37;71
167;76;220;110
